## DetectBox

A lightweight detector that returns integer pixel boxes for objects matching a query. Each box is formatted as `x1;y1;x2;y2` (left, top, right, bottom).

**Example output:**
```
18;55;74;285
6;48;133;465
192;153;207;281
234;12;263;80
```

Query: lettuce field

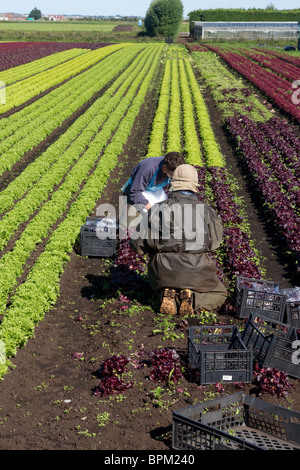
0;40;299;451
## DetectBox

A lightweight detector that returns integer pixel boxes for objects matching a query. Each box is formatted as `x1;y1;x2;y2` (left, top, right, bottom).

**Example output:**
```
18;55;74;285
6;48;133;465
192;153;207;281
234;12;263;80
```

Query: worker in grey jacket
130;164;227;316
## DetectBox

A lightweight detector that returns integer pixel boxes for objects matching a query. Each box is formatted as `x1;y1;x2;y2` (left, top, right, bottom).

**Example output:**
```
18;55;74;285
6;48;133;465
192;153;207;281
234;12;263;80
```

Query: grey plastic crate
235;276;285;321
172;391;300;450
188;325;253;385
286;301;300;329
80;217;116;258
242;313;299;378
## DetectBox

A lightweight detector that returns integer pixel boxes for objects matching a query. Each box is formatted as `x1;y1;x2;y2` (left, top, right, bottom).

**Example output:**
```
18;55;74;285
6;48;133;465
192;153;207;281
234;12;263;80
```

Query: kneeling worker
130;164;227;316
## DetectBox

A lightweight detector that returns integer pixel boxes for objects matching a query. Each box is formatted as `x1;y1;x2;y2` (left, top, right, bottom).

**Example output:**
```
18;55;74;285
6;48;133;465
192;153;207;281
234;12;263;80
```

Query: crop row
0;44;162;310
186;52;263;281
189;49;272;122
199;166;263;283
242;117;300;210
0;41;110;71
0;46;148;214
203;45;300;123
146;54;171;158
239;48;300;82
227;115;300;257
0;44;146;177
182;55;225;167
0;45;129;139
145;46;263;289
253;47;300;68
0;46;156;249
190;49;300;189
211;47;293;96
147;46;225;167
186;47;270;282
0;47;89;85
190;48;300;258
0;44;165;377
146;46;203;165
0;43;128;113
261;116;300;179
178;56;203;165
167;51;182;153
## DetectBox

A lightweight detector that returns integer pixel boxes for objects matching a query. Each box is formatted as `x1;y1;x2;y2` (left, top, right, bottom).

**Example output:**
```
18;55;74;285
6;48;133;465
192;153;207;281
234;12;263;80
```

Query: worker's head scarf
170;164;199;193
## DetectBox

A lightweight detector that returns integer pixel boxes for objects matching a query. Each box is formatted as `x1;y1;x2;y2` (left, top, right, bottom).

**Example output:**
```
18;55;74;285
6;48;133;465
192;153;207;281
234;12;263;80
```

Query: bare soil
113;25;134;32
0;43;299;453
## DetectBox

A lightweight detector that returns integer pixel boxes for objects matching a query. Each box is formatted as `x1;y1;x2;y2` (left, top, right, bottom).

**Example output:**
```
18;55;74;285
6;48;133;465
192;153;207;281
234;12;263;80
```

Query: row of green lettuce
0;45;153;244
0;43;165;378
0;47;88;86
0;44;129;114
145;45;264;287
0;43;137;176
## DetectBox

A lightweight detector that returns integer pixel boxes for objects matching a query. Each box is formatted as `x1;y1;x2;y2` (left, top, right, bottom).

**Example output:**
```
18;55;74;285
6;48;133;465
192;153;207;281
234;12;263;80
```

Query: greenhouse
193;21;299;40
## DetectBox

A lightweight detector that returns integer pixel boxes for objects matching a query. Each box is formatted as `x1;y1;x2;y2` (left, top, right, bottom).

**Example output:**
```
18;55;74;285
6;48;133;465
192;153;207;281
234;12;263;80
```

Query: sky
3;0;300;18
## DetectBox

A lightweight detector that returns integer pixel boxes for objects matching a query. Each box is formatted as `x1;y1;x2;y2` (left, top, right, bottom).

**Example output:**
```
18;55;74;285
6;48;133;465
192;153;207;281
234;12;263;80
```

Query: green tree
28;7;42;20
144;0;183;37
265;3;277;10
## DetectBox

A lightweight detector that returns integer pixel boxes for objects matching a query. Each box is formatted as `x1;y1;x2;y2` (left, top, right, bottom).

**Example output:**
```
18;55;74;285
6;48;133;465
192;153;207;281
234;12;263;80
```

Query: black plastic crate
235;276;285;321
279;287;300;328
286;301;300;329
80;217;117;257
81;229;116;257
173;391;300;450
188;325;253;385
242;313;299;378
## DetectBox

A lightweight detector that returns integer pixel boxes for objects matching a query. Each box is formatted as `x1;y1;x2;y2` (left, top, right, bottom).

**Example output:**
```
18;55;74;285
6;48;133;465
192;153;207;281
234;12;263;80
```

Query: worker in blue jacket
122;152;185;211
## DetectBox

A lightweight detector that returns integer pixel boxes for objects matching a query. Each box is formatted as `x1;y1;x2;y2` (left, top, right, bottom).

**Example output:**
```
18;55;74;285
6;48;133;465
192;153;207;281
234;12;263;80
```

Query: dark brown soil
113;25;134;32
0;46;299;453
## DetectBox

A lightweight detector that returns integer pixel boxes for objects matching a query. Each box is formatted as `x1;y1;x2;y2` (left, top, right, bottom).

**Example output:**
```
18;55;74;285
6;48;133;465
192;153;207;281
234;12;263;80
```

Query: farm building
193;21;299;40
48;14;65;21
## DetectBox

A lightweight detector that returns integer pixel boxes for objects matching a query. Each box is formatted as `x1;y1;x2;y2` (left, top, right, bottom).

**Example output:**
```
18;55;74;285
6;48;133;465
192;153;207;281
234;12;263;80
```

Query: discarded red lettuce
94;354;133;397
148;348;183;385
93;376;133;397
253;362;293;398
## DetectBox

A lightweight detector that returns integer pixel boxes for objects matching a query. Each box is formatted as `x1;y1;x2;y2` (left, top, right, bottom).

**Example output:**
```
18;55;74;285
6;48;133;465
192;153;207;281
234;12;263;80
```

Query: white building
193;21;299;40
48;14;65;21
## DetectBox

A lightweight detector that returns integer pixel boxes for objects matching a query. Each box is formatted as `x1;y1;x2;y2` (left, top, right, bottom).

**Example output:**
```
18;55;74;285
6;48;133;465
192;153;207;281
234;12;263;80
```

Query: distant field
0;20;136;32
0;20;189;33
180;22;189;32
0;20;142;41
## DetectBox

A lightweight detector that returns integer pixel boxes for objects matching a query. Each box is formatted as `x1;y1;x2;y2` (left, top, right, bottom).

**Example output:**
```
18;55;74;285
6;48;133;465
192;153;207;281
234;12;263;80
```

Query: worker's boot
179;289;193;316
160;288;177;316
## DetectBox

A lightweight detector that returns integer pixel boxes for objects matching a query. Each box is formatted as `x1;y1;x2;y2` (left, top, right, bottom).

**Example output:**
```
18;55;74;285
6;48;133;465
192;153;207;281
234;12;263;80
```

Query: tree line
188;8;300;25
188;8;300;36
